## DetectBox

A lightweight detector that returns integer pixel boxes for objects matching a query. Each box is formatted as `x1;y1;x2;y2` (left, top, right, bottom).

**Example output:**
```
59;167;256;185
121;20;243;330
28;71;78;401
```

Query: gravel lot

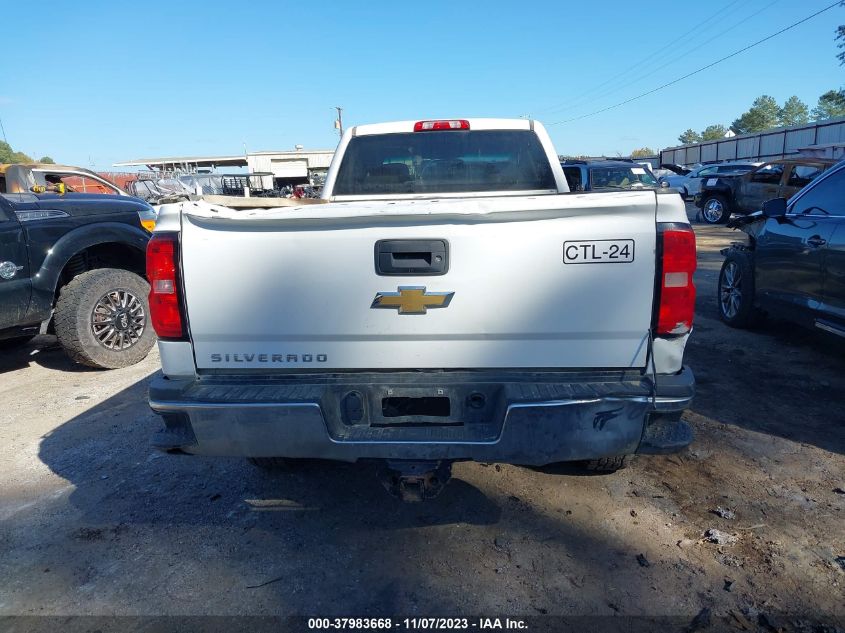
1;205;843;629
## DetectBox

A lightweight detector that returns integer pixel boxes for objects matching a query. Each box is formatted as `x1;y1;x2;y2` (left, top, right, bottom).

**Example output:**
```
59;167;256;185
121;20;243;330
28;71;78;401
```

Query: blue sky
2;0;843;169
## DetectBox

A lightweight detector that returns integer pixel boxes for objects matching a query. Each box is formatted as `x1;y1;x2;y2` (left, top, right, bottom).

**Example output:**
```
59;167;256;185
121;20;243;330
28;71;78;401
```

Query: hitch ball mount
378;460;453;502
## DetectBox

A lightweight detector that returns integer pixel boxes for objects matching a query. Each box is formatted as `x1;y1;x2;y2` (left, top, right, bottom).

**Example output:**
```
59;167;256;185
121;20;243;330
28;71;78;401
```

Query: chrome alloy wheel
719;261;742;319
702;198;725;223
90;289;146;350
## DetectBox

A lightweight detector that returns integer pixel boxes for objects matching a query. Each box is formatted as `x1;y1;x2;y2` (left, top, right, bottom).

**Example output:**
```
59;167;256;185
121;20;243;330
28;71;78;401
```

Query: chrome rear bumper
149;368;694;465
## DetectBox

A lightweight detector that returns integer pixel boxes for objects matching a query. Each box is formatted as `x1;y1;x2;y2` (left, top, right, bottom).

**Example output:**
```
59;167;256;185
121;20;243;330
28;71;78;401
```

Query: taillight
413;120;470;132
656;226;697;335
146;232;185;339
138;208;157;233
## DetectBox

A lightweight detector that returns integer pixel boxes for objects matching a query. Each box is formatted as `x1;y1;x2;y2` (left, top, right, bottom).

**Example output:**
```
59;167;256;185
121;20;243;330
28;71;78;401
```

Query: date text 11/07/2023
307;617;529;630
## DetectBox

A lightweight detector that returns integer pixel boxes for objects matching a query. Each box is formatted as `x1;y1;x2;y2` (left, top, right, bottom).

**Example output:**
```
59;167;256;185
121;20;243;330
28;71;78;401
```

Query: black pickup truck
0;163;158;368
695;158;837;224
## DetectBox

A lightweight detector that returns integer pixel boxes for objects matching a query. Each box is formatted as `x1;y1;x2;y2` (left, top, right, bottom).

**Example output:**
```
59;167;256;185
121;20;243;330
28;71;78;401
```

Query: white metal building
247;150;334;186
115;149;335;187
659;116;845;166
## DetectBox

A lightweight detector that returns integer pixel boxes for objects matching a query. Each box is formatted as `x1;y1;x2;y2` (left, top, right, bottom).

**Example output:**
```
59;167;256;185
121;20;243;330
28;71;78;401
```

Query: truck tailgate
179;193;657;370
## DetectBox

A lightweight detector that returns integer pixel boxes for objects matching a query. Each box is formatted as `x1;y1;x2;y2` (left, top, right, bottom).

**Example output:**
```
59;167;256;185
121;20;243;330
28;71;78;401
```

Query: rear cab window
332;130;556;196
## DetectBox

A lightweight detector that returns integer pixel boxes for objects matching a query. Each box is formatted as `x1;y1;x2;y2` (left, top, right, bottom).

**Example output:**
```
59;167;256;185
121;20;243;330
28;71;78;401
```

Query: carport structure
115;149;335;188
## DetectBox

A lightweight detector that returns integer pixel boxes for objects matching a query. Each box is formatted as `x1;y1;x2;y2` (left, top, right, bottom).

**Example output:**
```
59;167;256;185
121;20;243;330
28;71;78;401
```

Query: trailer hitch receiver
379;460;453;501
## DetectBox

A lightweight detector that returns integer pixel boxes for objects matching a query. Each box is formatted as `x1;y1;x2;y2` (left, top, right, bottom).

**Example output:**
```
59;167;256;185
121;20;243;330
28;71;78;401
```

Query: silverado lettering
210;353;328;363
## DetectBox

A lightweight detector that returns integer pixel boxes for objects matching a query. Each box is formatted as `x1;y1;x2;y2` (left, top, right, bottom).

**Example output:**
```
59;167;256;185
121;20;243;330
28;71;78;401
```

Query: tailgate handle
375;239;448;276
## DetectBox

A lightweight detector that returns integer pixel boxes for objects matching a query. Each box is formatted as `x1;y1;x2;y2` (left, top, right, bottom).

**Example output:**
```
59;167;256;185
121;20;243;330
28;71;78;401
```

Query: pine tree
778;96;809;127
731;95;780;134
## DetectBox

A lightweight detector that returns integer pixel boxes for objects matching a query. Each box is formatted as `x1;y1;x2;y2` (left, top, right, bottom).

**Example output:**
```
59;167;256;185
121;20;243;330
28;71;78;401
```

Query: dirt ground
0;205;843;631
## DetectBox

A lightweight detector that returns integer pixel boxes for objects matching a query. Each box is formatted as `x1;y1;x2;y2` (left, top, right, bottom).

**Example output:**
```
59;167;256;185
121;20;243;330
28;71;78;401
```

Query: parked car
560;159;664;191
0;163;158;368
147;118;696;500
660;161;760;200
695;158;837;224
718;159;845;337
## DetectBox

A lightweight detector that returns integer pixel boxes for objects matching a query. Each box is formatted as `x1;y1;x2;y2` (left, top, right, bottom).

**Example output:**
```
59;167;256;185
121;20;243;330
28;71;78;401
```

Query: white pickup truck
147;118;696;499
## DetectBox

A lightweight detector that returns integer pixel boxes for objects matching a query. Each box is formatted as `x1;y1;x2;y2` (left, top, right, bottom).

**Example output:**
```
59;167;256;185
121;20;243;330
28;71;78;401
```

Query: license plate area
382;396;450;418
328;385;502;428
374;388;459;427
564;239;635;264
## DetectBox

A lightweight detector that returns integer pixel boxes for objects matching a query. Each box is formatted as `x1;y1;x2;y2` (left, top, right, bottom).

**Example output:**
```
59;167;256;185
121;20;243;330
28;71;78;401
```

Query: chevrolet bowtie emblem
371;286;455;315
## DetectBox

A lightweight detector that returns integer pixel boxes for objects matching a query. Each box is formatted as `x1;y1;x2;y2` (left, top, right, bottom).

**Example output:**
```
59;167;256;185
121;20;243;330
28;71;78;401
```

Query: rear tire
701;194;729;224
54;268;156;369
584;455;630;472
718;250;761;328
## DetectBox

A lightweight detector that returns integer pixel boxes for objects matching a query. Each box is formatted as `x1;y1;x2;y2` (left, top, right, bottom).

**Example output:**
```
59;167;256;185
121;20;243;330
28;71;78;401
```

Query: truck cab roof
350;118;534;136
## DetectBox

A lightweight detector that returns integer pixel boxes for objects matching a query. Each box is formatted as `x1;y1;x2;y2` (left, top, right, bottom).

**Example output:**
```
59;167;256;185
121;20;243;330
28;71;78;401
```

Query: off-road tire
584;455;630;472
54;268;156;369
718;250;762;328
700;194;730;224
0;335;35;350
247;457;290;470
